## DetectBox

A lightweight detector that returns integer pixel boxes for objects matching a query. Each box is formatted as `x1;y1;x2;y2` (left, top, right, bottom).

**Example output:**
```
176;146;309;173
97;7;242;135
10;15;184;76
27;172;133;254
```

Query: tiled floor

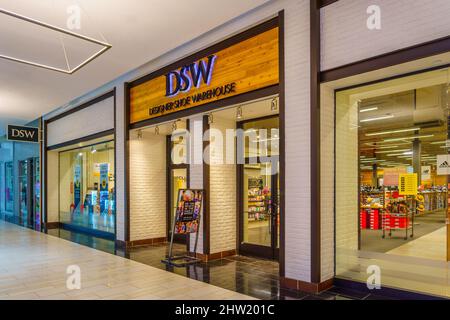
0;220;254;300
123;242;391;300
50;229;397;300
0;220;414;300
387;227;446;261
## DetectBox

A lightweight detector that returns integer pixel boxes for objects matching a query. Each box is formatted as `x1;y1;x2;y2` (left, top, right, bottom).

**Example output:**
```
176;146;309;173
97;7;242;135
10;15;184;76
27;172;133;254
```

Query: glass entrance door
238;116;280;260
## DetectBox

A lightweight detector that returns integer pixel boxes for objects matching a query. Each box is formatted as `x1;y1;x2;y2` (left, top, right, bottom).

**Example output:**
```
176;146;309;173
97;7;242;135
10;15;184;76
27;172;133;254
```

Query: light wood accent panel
130;28;279;124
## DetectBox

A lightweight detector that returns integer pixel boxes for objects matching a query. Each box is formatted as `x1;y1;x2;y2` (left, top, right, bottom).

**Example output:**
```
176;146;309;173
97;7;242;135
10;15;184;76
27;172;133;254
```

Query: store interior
337;68;449;263
49;135;116;237
129;96;280;259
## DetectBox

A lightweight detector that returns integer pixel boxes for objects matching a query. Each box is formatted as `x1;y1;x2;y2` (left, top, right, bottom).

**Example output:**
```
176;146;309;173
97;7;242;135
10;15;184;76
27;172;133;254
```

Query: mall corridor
0;220;253;300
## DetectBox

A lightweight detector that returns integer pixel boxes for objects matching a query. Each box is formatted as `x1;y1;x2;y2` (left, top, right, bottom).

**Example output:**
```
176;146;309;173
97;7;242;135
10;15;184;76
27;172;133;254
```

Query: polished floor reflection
0;221;252;300
44;228;398;300
42;227;428;300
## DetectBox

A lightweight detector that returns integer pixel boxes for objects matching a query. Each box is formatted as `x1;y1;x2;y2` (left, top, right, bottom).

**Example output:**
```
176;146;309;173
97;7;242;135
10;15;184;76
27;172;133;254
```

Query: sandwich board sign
162;189;204;267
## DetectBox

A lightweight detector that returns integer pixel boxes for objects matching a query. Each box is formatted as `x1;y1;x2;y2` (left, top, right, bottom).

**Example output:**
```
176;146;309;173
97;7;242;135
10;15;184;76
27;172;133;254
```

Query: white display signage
421;166;431;180
93;163;110;174
436;155;450;175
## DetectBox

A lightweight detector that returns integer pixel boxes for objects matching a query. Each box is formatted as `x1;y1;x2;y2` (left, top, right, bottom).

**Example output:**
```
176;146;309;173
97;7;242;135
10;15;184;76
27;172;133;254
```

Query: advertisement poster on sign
99;163;109;214
74;165;81;211
174;189;203;234
421;166;431;181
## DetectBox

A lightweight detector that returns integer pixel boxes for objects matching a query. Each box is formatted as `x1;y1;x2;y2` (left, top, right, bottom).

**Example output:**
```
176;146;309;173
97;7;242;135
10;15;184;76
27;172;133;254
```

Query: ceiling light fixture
383;134;434;142
0;8;111;74
387;153;413;157
360;114;394;123
271;98;278;111
360;107;378;113
365;127;420;137
236;106;243;119
375;149;411;154
155;126;160;135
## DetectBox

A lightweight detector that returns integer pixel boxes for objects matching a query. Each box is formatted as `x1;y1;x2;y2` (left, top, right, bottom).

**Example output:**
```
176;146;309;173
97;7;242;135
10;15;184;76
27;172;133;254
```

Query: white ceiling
0;0;269;135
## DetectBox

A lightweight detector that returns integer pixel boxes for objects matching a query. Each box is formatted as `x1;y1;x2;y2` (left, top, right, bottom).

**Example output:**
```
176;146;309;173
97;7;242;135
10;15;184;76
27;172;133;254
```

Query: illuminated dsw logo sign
165;55;217;97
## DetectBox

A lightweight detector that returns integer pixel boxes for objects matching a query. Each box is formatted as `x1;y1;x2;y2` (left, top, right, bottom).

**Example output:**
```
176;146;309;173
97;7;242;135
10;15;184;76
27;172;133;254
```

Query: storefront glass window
59;140;115;235
335;67;449;297
18;160;28;224
34;158;40;228
5;161;13;212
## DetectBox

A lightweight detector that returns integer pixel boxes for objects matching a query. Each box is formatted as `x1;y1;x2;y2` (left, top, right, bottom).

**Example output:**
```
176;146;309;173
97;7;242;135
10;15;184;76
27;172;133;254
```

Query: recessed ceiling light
365;128;420;136
383;134;434;142
360;107;378;113
387;153;412;157
375;149;411;154
0;8;112;74
360;114;394;123
430;140;449;145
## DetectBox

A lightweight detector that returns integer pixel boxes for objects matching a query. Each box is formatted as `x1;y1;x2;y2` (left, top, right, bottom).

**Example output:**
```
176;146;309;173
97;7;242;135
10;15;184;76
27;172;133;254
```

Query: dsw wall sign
129;27;279;124
7;125;39;143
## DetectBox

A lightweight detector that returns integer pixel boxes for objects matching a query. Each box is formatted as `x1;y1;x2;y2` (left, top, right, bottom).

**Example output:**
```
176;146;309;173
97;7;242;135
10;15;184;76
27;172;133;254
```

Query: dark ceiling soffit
320;35;450;83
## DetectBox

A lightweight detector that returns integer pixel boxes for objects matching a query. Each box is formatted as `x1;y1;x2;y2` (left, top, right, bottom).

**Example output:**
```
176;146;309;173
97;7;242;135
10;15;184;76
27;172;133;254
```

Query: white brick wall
282;0;311;282
129;130;167;241
321;0;450;71
334;91;359;275
115;84;125;241
209;116;237;254
189;116;205;253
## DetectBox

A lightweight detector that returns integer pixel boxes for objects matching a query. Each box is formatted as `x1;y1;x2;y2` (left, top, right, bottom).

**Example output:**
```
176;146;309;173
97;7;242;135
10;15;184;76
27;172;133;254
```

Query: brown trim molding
319;0;338;8
278;10;286;278
124;82;131;242
186;119;191;252
310;0;321;284
321;35;450;83
190;249;236;262
115;237;166;249
129;85;279;130
45;222;61;230
280;277;333;294
113;87;118;238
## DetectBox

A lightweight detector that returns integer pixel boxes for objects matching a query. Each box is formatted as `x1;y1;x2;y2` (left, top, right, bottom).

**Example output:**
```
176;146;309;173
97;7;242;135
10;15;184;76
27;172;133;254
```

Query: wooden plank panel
130;27;279;124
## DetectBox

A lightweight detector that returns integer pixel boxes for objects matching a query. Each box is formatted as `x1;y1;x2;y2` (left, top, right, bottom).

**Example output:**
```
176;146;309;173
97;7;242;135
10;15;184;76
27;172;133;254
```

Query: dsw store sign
7;125;39;143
